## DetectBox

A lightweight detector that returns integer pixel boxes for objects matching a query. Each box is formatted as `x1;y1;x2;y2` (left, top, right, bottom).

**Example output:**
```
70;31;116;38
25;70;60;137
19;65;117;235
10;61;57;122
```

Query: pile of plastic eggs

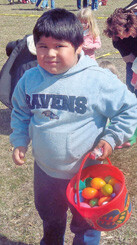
74;176;122;207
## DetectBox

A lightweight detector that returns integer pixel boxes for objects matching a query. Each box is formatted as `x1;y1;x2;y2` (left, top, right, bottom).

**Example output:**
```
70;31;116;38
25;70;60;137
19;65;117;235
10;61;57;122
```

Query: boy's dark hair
33;8;84;50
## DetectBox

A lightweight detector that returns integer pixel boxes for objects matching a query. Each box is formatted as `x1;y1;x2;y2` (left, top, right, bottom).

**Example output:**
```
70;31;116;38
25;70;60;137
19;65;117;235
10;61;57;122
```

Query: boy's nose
47;48;56;57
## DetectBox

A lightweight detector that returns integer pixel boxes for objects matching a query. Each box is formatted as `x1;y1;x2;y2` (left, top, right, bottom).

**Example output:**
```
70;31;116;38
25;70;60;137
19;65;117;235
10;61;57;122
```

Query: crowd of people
1;1;137;245
8;0;108;10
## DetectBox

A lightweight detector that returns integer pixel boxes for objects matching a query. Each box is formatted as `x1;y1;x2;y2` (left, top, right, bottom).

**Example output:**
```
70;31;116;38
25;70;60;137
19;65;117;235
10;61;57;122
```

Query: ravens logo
42;110;59;120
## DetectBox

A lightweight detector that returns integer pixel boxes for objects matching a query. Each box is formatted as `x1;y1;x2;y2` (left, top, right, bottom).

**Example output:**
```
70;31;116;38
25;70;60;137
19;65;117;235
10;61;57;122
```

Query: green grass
0;0;137;244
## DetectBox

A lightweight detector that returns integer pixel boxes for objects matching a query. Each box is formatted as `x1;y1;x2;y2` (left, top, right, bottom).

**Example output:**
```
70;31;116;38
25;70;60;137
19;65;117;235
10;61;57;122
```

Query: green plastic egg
74;180;86;190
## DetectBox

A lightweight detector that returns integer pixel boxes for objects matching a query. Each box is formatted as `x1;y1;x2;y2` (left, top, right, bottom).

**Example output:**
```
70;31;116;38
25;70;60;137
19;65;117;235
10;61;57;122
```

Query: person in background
30;0;37;3
0;35;37;109
104;7;137;147
125;0;137;13
77;8;101;59
10;8;137;245
104;8;137;96
77;0;88;10
35;0;54;10
101;0;108;6
99;60;119;78
91;0;98;11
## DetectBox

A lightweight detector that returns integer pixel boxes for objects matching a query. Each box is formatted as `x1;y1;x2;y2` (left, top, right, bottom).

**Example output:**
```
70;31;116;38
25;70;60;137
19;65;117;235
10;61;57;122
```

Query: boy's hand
94;140;113;161
12;146;27;165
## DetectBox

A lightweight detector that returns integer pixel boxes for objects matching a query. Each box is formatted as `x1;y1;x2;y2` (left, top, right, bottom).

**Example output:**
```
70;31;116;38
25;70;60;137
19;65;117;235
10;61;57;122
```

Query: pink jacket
82;32;101;59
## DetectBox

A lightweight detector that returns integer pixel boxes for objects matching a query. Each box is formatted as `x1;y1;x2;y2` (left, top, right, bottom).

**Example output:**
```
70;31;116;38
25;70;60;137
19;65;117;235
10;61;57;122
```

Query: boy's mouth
46;61;58;65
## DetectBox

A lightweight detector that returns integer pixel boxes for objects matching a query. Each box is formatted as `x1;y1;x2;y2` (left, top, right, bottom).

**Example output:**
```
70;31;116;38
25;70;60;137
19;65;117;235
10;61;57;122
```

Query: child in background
10;8;137;245
99;60;119;78
77;8;101;59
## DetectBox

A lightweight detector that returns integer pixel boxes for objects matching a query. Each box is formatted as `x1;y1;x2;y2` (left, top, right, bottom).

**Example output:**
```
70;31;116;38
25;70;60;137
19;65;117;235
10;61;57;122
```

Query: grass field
0;0;137;244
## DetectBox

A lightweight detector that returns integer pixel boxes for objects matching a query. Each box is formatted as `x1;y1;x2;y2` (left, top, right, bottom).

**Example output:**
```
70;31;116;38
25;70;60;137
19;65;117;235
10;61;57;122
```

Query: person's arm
113;37;136;63
94;71;137;152
83;35;101;50
12;146;27;165
122;53;136;63
10;74;32;165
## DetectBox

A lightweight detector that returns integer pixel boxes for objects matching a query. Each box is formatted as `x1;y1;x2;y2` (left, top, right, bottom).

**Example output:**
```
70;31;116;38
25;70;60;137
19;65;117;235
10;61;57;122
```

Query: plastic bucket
66;153;132;231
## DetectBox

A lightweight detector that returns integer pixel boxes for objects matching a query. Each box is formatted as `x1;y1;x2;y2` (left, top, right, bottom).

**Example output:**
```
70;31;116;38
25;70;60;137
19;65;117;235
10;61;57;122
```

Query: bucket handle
76;152;112;207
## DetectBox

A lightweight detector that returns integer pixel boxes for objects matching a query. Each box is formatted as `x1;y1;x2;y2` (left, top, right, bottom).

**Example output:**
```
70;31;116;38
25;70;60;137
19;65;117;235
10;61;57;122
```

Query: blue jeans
77;0;88;9
36;0;55;8
34;162;101;245
92;0;98;10
126;62;137;97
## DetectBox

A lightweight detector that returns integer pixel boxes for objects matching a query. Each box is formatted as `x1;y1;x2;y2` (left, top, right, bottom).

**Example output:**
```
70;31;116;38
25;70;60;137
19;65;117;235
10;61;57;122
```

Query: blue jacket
10;53;137;179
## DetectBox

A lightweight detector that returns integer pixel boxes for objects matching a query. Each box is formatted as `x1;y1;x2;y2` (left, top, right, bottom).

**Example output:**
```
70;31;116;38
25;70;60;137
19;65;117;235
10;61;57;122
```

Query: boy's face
36;36;82;74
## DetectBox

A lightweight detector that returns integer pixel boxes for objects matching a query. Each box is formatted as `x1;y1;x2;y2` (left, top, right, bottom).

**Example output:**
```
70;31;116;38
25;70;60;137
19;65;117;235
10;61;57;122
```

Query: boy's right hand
12;146;27;165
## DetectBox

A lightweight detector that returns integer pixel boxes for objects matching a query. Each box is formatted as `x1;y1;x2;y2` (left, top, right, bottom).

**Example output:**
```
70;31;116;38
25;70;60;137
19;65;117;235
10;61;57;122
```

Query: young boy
10;8;137;245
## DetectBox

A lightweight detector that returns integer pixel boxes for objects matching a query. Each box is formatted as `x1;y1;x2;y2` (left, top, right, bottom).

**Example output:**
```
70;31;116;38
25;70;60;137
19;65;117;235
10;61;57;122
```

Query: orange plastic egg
82;187;99;199
98;196;111;206
91;177;106;190
108;178;119;186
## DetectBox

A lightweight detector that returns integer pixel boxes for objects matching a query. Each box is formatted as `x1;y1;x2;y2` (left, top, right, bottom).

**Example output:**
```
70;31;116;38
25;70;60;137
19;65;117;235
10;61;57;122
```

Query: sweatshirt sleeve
10;76;32;148
96;71;137;149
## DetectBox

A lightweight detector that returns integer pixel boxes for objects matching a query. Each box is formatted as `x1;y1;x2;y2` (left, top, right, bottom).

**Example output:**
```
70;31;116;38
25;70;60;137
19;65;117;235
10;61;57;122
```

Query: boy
10;8;137;245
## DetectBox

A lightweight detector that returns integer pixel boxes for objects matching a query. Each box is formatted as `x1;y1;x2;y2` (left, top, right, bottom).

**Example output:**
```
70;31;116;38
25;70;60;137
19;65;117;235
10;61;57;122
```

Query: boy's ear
76;44;83;55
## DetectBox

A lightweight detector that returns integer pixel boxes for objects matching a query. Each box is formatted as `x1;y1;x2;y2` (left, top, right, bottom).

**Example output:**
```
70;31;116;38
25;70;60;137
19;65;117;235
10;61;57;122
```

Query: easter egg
74;180;86;190
89;198;98;207
108;178;119;186
111;192;116;199
101;184;113;196
82;187;99;199
102;201;109;205
104;175;112;183
74;190;85;204
98;196;111;206
91;177;106;190
84;177;93;187
80;202;91;208
113;183;122;195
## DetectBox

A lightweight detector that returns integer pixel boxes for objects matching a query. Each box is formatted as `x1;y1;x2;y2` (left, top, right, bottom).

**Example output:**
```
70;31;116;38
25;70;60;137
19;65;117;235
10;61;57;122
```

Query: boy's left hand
95;140;113;160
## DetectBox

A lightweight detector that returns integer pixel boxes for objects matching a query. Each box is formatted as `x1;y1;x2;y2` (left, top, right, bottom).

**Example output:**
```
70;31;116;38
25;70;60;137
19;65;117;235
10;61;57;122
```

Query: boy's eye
56;45;64;48
38;45;47;49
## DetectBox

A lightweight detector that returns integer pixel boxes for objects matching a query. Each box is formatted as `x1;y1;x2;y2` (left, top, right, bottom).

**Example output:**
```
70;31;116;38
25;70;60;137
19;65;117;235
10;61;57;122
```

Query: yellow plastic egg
101;184;113;196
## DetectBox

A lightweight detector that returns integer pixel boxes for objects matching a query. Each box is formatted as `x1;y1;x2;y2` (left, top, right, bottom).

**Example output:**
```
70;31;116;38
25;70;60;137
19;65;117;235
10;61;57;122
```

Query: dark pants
77;0;88;9
34;162;101;245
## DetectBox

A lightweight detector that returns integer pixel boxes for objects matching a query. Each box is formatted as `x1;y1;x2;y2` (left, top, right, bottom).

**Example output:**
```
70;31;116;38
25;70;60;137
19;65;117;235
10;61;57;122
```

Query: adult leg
51;0;55;9
69;205;101;245
126;62;134;93
34;162;69;245
94;0;98;9
41;0;48;8
92;0;95;10
83;0;87;8
77;0;81;9
35;0;42;7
